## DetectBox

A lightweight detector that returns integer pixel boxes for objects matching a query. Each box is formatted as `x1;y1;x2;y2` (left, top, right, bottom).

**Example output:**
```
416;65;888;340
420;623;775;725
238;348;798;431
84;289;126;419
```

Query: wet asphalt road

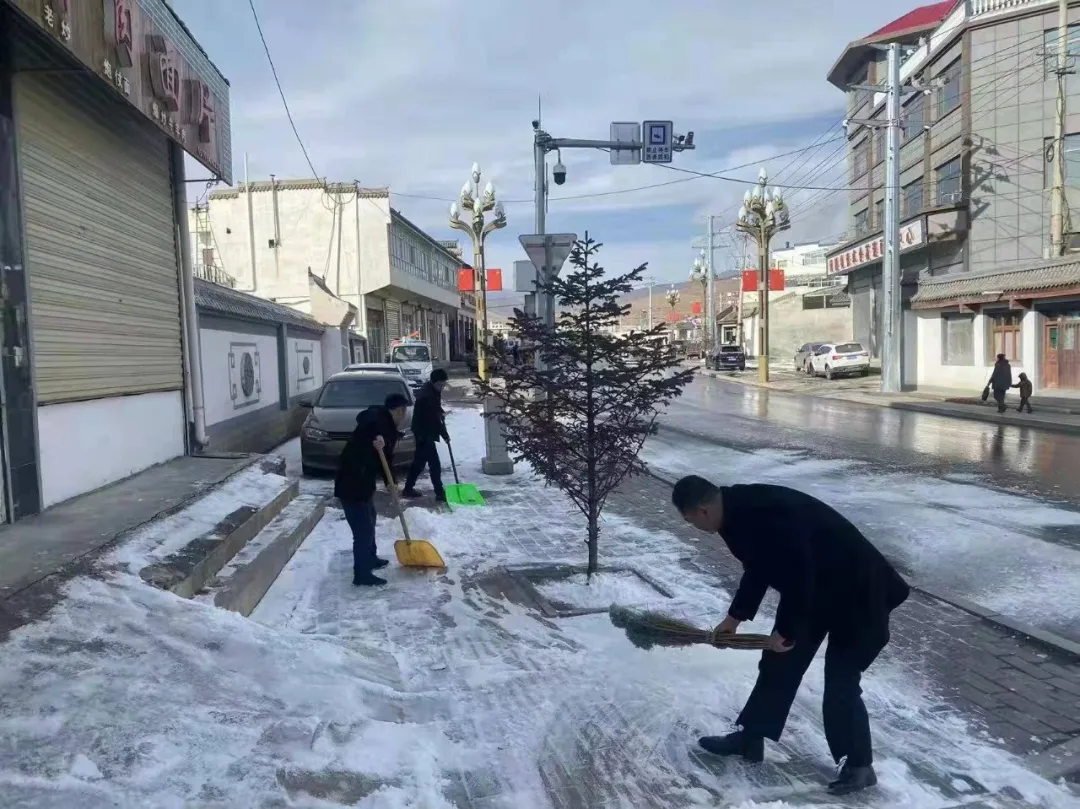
663;374;1080;509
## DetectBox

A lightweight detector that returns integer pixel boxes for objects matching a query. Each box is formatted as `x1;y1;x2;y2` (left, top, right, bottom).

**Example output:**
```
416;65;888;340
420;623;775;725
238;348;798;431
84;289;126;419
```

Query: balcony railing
195;264;237;289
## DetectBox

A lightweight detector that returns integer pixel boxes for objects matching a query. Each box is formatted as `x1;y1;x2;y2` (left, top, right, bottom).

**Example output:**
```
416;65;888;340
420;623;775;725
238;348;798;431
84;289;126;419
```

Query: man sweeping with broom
671;476;910;796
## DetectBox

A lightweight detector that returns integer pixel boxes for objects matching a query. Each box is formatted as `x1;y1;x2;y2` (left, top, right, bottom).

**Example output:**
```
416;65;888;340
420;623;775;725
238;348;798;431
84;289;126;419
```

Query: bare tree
476;234;694;576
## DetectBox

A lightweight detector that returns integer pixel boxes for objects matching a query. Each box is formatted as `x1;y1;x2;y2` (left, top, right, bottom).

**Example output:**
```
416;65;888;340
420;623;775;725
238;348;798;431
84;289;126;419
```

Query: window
936;157;962;205
854;208;869;237
937;59;961;118
853;139;870;178
988;312;1022;361
942;313;975;366
874;199;884;228
1043;24;1080;75
903;179;924;216
903;93;925;140
1043;133;1080;187
875;126;885;164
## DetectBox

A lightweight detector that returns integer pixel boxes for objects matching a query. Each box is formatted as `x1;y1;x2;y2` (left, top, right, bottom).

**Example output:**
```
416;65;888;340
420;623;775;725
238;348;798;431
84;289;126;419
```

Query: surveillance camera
553;159;567;185
532;119;540;130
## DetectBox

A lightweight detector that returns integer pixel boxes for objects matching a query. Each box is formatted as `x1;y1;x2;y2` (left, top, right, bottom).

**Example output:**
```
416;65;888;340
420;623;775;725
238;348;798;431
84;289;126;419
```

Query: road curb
887;401;1080;436
643;468;1080;662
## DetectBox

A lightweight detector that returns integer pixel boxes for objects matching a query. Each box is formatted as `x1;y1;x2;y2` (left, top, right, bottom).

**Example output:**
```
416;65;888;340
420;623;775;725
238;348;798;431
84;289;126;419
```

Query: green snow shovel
444;441;485;508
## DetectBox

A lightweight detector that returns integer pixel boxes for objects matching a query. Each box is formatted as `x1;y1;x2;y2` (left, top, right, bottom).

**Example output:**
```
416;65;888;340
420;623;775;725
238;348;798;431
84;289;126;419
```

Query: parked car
298;370;416;477
794;342;828;372
807;341;871;380
710;344;746;371
345;362;406;379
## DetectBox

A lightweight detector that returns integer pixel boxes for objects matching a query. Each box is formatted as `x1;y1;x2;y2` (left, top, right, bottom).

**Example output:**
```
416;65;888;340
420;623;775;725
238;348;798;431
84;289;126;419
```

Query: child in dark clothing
1014;373;1033;413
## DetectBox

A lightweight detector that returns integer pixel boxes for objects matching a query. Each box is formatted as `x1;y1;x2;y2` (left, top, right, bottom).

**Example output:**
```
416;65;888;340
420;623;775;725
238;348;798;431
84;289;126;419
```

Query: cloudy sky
177;0;923;306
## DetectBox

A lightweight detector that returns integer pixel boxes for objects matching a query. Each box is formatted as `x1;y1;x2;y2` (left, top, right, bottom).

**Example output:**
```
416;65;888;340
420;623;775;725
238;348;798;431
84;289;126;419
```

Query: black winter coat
990;361;1013;392
718;484;909;649
334;406;400;502
411;382;448;444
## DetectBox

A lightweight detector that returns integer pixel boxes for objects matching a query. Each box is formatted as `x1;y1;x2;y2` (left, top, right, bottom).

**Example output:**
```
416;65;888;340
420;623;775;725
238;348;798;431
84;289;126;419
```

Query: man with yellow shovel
334;392;409;587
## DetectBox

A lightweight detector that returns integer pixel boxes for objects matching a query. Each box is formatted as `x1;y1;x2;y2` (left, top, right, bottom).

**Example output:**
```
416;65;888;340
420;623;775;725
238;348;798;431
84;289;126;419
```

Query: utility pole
846;41;917;393
737;235;747;350
706;215;715;352
1052;0;1073;256
646;277;655;330
881;41;902;393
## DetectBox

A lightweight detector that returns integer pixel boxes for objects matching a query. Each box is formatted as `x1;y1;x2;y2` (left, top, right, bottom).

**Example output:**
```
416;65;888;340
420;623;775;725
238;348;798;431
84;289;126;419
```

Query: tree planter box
505;563;673;618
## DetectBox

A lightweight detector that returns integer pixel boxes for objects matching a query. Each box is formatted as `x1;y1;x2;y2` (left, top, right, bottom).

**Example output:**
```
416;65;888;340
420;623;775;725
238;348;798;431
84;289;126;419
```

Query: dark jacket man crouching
672;476;909;796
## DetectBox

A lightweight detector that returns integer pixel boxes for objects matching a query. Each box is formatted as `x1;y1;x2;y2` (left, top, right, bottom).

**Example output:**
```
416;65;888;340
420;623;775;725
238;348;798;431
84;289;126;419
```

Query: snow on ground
533;571;669;611
105;464;294;573
0;408;1074;807
642;429;1080;640
253;409;1075;807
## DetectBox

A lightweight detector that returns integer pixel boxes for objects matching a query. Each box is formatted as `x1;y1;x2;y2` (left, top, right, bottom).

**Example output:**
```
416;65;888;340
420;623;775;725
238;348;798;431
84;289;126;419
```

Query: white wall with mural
287;335;323;398
199;327;282;427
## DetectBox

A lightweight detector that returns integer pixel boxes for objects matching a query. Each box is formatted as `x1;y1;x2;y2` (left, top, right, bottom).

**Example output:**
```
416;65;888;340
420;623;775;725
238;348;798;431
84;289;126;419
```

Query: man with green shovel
402;368;450;503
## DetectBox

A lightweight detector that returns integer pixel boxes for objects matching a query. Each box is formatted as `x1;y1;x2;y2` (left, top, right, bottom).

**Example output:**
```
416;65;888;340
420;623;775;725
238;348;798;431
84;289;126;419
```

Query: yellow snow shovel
377;447;446;569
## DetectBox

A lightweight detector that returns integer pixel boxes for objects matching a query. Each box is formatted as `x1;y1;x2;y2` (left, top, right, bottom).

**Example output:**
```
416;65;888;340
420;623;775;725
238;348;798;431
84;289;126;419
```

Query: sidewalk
0;453;264;636
702;366;1080;435
2;409;1078;806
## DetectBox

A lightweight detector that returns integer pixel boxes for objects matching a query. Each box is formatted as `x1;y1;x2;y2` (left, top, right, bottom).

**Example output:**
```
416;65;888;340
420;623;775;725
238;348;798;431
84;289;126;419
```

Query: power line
247;0;320;180
390;137;846;206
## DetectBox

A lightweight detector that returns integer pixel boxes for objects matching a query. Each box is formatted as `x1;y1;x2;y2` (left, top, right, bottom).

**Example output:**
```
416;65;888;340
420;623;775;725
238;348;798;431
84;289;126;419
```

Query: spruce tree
476;234;695;576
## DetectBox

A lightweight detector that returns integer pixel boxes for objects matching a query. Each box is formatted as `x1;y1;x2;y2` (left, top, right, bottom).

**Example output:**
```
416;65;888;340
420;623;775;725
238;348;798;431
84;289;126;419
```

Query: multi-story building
198;181;475;363
827;0;1080;394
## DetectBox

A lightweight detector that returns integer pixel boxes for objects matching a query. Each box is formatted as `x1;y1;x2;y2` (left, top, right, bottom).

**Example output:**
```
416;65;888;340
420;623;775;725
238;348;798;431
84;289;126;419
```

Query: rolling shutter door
385;300;402;341
16;72;182;404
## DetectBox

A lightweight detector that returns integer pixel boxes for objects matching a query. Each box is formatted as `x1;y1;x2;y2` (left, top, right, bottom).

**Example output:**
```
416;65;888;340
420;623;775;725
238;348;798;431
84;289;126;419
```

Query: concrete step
137;466;297;599
202;494;328;616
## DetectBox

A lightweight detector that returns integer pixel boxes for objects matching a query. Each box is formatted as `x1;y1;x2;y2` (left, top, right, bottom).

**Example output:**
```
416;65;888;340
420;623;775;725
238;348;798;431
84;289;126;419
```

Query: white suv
808;342;870;380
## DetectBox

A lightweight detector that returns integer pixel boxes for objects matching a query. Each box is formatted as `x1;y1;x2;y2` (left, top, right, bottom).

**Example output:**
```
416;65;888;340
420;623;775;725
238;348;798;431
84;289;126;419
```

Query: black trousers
341;499;377;575
1018;397;1032;413
993;388;1007;413
736;622;889;767
404;440;444;497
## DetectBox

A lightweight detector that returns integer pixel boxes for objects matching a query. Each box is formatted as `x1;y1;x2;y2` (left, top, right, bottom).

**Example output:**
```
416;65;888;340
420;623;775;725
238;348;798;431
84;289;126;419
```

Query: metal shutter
385;300;401;341
16;73;182;404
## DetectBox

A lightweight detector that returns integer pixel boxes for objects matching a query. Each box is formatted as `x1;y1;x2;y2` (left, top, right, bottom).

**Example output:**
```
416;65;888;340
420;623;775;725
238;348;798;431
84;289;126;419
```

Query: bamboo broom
609;605;770;651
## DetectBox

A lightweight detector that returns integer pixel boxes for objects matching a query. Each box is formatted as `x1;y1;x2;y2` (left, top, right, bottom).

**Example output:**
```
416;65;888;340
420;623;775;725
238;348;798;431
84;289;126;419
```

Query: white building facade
197;181;471;363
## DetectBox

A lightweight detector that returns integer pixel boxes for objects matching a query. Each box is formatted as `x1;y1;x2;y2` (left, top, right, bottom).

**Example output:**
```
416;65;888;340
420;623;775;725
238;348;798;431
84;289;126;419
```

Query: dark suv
711;344;746;371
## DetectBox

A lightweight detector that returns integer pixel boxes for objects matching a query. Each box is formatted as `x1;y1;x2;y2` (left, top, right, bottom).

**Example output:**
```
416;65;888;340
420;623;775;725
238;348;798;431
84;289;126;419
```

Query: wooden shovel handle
376;446;411;542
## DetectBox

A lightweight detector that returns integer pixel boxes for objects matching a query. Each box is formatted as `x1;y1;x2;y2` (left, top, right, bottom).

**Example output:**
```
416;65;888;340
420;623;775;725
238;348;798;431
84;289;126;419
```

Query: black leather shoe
400;489;423;499
352;573;387;587
828;764;877;795
372;557;390;570
697;731;764;763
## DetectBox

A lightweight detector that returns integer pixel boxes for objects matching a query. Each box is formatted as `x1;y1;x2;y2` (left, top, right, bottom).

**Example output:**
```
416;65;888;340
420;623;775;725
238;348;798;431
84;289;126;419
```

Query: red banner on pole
691;301;702;315
741;268;785;292
457;268;474;292
486;268;503;292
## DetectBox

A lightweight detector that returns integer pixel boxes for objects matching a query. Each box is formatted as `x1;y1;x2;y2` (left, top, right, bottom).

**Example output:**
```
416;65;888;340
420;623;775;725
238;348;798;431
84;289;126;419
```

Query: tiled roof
208;181;388;199
911;259;1080;305
869;1;955;39
194;277;325;332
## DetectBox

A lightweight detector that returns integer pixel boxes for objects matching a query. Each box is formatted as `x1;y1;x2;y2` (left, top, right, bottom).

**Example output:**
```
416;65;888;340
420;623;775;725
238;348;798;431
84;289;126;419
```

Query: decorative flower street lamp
736;167;790;383
449;162;507;382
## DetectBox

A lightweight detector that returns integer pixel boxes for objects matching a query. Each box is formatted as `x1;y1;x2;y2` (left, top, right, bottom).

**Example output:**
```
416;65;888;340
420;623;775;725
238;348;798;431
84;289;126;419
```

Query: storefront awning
911;258;1080;309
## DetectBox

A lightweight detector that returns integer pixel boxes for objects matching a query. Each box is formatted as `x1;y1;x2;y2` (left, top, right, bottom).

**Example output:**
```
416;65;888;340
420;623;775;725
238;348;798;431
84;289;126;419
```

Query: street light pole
690;248;715;358
736;167;790;383
449;163;506;382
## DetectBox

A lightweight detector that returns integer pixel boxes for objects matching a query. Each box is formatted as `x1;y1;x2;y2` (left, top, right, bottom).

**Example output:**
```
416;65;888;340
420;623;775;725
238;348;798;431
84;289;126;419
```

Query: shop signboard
12;0;233;183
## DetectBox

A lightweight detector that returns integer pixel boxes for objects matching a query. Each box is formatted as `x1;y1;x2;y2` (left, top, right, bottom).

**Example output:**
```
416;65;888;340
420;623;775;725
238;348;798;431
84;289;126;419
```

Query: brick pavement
606;472;1080;767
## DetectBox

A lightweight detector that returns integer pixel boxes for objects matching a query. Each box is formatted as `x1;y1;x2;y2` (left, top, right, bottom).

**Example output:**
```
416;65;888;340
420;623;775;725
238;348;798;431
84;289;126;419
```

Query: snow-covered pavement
0;409;1076;807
